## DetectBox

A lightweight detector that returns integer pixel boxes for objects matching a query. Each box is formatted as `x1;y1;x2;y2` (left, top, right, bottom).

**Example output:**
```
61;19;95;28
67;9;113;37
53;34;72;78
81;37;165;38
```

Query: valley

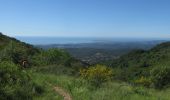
1;33;170;100
1;0;170;99
37;40;164;65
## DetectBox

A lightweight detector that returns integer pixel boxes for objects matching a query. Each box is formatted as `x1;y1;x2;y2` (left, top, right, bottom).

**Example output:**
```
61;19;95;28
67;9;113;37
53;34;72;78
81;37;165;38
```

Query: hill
0;32;39;65
0;33;85;99
103;41;170;88
0;33;44;99
1;33;170;99
110;41;170;69
0;33;85;69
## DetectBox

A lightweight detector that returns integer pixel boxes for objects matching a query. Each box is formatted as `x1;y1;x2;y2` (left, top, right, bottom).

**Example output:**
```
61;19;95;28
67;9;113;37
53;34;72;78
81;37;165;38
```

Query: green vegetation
0;33;39;65
151;66;170;89
31;48;71;66
105;42;170;89
1;33;170;100
80;65;113;87
0;61;43;100
32;73;170;100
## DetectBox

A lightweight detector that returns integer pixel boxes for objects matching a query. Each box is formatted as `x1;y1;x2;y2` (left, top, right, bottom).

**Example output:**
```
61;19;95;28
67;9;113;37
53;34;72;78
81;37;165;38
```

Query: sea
15;36;169;45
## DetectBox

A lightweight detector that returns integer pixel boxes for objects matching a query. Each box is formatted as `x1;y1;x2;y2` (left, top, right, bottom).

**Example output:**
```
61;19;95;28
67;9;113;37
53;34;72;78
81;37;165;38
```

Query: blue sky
0;0;170;38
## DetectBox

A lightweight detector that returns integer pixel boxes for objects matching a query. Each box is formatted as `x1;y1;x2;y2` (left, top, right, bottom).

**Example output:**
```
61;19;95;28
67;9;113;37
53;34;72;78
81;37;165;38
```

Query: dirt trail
53;86;72;100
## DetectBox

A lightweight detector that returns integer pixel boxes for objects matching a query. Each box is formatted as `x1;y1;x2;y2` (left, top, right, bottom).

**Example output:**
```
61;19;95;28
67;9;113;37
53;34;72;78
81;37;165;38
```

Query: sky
0;0;170;38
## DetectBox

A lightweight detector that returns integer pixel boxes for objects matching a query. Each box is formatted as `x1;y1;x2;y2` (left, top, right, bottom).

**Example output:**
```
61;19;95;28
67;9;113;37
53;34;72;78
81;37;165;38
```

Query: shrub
0;42;39;66
150;66;170;89
132;87;150;96
80;65;113;88
0;61;43;100
134;76;151;87
32;48;71;66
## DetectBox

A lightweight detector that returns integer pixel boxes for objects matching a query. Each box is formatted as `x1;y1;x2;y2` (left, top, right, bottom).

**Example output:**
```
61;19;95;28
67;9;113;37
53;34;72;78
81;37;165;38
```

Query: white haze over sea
15;36;170;45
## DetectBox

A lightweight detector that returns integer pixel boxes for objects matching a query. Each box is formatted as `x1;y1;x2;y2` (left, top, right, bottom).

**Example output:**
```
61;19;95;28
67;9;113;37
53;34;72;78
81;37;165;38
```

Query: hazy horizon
15;36;170;45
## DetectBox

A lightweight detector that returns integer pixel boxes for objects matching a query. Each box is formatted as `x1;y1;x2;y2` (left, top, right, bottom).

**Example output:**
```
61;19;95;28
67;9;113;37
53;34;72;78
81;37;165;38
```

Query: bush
0;41;39;66
132;87;150;96
32;48;71;66
134;76;151;87
80;65;113;88
150;66;170;89
0;61;43;100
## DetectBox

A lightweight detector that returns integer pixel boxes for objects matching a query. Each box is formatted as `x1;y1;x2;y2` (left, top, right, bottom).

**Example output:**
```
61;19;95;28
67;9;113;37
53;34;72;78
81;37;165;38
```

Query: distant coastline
15;36;170;45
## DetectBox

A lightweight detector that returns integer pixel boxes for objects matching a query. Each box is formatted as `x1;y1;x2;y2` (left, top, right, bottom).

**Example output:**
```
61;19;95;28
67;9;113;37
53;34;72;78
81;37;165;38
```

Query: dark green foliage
45;48;71;65
100;42;170;89
0;33;39;66
0;33;85;77
33;83;44;95
134;76;151;87
0;61;44;100
2;32;170;98
150;67;170;89
106;42;170;83
32;48;72;66
31;48;86;76
0;33;83;70
0;33;85;99
151;42;170;51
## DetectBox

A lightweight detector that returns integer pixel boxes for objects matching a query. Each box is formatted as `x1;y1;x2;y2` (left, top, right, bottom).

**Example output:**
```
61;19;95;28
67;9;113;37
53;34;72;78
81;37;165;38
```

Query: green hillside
0;33;39;65
110;42;170;68
0;33;84;99
0;32;84;68
0;33;170;100
0;33;42;100
105;42;170;88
